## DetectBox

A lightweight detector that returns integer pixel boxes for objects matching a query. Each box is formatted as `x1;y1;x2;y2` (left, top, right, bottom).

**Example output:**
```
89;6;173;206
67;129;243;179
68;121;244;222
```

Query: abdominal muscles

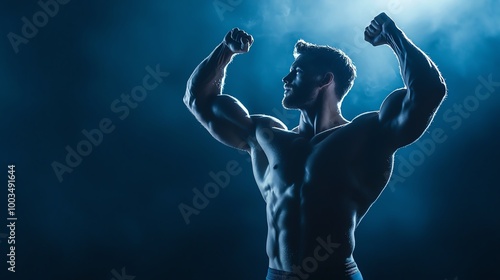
265;181;357;271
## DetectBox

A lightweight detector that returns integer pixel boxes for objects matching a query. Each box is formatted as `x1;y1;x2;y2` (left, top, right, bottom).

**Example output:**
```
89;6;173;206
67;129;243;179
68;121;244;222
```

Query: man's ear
319;72;334;89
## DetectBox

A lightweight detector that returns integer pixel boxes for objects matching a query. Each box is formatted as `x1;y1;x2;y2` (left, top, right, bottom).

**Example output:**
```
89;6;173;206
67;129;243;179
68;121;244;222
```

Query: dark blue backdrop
1;0;499;279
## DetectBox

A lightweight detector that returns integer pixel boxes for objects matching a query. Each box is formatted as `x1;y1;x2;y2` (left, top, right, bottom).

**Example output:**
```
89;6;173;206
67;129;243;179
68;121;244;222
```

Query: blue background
1;0;499;279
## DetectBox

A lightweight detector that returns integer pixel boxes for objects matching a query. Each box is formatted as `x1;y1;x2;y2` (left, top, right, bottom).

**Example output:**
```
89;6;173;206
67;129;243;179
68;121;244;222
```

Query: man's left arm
365;12;448;149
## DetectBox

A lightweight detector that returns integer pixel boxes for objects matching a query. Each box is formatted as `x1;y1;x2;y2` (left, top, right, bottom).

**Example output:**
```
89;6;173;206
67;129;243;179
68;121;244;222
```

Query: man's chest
250;125;367;190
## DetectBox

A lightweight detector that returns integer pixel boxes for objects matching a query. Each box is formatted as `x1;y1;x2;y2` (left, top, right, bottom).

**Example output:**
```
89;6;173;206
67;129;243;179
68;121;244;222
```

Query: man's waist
267;231;355;265
267;259;360;280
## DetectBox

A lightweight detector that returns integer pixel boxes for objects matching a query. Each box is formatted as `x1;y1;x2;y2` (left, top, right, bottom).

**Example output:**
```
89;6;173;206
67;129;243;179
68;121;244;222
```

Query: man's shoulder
346;111;397;153
342;111;384;137
250;114;289;131
350;111;379;124
345;111;385;130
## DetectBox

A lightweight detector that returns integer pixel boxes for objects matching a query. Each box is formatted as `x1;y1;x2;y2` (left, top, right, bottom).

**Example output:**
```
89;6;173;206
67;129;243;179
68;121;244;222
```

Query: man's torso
249;112;394;273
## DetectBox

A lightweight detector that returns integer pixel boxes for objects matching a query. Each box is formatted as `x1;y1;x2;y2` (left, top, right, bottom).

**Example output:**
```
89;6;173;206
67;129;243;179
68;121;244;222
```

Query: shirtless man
183;12;447;280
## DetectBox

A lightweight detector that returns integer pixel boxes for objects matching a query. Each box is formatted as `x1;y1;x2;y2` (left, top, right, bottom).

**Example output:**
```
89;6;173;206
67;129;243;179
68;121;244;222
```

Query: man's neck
297;101;348;137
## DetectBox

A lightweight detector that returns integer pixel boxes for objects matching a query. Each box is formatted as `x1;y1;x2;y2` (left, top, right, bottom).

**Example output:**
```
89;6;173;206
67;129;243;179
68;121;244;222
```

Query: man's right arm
184;28;255;151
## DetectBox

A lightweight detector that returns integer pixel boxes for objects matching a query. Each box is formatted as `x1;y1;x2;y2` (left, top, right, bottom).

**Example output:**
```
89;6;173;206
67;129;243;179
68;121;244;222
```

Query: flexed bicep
192;94;254;151
378;80;446;151
366;13;447;150
184;28;256;152
379;88;439;149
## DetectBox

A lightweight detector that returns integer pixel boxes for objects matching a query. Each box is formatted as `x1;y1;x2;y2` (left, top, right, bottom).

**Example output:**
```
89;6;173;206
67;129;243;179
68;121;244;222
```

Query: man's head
282;40;356;109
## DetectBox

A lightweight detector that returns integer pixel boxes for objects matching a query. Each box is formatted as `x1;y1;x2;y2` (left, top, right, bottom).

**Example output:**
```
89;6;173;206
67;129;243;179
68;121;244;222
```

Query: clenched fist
223;28;254;54
364;12;398;46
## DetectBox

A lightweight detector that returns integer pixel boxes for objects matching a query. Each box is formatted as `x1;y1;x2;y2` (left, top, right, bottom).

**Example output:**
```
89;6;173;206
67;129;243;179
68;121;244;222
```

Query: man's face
282;54;324;109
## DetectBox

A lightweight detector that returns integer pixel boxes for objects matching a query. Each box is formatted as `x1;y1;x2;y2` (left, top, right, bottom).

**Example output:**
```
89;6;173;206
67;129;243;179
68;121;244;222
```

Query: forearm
184;43;236;108
386;26;447;100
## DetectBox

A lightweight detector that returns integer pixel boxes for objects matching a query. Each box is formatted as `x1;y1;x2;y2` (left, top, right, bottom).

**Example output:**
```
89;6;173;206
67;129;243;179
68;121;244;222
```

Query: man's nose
283;72;293;83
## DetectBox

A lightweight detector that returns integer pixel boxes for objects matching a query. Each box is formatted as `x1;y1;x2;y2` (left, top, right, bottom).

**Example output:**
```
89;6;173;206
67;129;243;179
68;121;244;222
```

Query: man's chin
282;96;299;109
282;101;296;110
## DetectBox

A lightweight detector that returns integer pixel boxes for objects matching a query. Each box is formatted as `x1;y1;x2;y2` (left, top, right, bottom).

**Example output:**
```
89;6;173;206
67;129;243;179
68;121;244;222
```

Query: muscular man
184;12;447;280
